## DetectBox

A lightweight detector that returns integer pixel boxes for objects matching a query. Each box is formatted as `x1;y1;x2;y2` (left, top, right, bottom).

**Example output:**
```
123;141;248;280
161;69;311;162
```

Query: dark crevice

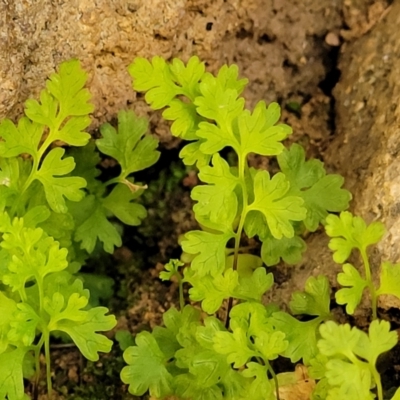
318;43;341;133
258;33;275;44
235;27;254;40
154;33;168;41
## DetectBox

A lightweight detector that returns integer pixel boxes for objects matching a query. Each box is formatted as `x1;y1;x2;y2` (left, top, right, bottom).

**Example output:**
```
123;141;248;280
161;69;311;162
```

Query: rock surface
324;1;400;309
0;0;343;138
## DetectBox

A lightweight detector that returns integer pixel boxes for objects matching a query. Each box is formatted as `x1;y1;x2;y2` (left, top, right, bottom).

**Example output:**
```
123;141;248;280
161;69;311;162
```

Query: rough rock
0;0;343;143
325;1;400;310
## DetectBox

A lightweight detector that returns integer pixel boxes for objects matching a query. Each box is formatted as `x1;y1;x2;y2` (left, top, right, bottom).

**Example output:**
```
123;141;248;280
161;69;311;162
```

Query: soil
4;0;399;399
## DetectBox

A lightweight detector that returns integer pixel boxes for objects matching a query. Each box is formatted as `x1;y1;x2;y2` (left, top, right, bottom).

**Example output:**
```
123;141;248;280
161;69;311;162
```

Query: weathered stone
326;1;400;309
0;0;342;140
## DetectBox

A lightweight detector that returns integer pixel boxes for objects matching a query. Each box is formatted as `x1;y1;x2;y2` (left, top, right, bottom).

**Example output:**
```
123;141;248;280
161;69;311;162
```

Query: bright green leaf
234;267;274;301
55;307;116;361
377;261;400;299
103;182;147;226
353;320;397;366
192;154;239;228
318;321;360;358
0;118;43;158
35;147;86;213
335;264;368;315
248;170;306;239
238;101;292;158
242;363;275;400
72;195;122;254
271;312;321;364
0;347;27;400
121;331;173;397
97;110;160;180
213;328;256;368
261;233;306;266
254;330;288;361
325;212;385;263
185;269;238;314
278;145;351;231
181;230;234;276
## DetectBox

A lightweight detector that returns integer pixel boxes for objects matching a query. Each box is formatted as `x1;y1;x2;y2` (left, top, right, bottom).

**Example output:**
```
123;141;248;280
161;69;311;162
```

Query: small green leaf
160;259;184;281
129;57;176;106
0;347;27;400
121;331;173;397
0;118;43;158
179;141;211;167
318;321;360;358
244;210;269;240
97;110;160;181
290;275;331;317
377;261;400;299
2;223;68;292
271;312;321;364
238;101;292;158
214;328;256;368
116;330;135;351
353;320;397;366
181;230;234;276
55;307;116;361
234;267;274;301
242;363;275;400
335;264;368;315
229;302;274;337
35;147;86;213
325;212;385;263
278;145;351;231
248;170;306;239
72;195;122;254
45;59;94;117
185;269;239;314
169;56;206;99
25;59;93;145
261;233;306;266
325;359;373;400
192;154;239;228
254;330;288;361
163;100;201;139
103;182;147;226
8;304;41;347
195;74;244;154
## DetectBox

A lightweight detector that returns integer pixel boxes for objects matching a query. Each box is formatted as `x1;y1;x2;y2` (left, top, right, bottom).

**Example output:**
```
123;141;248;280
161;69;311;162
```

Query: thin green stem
372;367;383;400
178;276;185;311
225;153;249;327
266;361;280;400
37;276;44;315
360;249;377;320
232;153;249;272
104;176;122;187
44;329;53;397
34;335;45;387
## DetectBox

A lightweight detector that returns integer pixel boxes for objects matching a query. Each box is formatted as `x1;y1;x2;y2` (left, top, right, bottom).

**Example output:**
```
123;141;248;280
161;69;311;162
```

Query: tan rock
326;1;400;310
1;0;342;143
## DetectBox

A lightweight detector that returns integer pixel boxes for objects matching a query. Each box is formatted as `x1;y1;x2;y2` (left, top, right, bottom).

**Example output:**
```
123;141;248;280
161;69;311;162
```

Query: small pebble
325;32;340;46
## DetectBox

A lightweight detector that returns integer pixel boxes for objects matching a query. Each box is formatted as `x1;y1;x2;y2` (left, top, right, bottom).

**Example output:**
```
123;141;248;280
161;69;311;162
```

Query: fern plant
119;56;390;399
0;60;160;398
